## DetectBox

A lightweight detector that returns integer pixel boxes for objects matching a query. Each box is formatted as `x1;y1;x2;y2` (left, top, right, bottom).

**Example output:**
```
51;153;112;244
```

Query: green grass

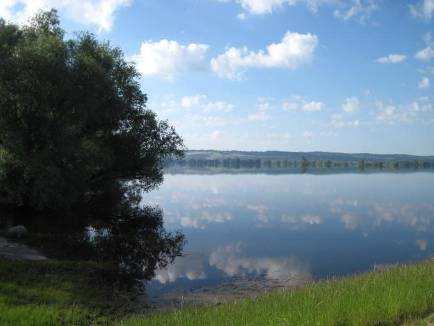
124;260;434;326
405;314;434;325
0;259;137;325
1;259;433;325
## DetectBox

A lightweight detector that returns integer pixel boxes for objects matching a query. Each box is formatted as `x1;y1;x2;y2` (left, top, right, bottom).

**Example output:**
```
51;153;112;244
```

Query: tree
0;10;183;210
0;11;185;281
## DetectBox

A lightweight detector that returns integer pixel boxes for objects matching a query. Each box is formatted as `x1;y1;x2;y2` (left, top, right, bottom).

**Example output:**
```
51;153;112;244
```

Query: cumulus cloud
330;114;360;129
410;0;434;19
248;98;272;121
181;95;207;108
302;101;325;112
210;130;223;141
333;0;379;22
282;95;324;112
157;94;235;116
375;101;416;124
0;0;131;32
217;0;344;16
419;77;430;89
181;95;234;113
409;97;433;112
303;131;314;141
373;97;434;125
132;40;210;79
342;97;360;113
375;102;399;123
217;0;299;15
219;0;379;22
415;46;434;61
375;54;407;64
181;94;235;113
237;12;247;20
211;31;318;80
247;111;270;122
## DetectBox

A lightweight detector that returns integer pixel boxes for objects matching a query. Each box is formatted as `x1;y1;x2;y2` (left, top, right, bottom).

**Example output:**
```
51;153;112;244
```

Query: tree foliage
0;10;185;281
0;10;183;210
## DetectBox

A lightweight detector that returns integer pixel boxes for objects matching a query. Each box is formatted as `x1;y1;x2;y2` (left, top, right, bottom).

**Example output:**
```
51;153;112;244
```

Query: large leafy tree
0;11;185;281
0;10;183;210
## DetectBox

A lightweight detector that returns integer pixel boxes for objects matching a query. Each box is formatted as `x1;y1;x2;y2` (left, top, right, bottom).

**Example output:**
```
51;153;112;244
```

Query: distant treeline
166;150;434;172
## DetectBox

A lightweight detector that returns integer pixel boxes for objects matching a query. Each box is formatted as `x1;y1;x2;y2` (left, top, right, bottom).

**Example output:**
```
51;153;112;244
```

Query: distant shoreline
166;150;434;173
183;149;434;159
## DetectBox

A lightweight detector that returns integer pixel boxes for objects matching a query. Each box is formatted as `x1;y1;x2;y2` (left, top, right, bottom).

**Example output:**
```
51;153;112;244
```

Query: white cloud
342;97;360;112
375;102;398;123
282;95;324;112
248;98;271;121
0;0;131;32
410;97;433;112
237;12;247;20
375;54;407;64
211;31;318;80
191;115;235;127
302;101;324;112
303;131;314;141
330;114;360;129
415;46;434;61
181;95;207;108
247;110;270;121
132;40;210;79
374;98;434;125
375;101;415;124
218;0;299;15
180;94;234;113
333;0;379;22
219;0;379;22
410;0;434;19
419;77;430;89
203;101;235;113
210;130;223;141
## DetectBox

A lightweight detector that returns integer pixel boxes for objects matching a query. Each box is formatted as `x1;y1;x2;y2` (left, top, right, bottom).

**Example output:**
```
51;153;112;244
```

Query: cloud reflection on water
154;242;310;286
146;173;434;293
209;242;310;284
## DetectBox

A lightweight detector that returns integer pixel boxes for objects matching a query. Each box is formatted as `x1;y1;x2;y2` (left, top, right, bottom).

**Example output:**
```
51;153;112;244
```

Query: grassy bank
1;258;433;325
126;260;434;326
0;259;137;325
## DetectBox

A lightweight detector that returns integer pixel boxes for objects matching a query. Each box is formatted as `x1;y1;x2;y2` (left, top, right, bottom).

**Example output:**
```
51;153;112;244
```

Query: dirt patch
147;274;310;311
0;236;47;261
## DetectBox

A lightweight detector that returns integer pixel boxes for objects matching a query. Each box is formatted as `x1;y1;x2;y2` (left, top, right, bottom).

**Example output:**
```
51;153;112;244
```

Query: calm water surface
142;172;434;302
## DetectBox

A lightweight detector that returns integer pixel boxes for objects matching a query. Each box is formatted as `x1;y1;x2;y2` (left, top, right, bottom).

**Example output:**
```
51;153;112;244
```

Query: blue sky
2;0;434;155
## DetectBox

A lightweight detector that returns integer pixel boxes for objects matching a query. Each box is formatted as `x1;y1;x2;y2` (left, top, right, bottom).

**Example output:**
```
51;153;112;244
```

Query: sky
1;0;434;155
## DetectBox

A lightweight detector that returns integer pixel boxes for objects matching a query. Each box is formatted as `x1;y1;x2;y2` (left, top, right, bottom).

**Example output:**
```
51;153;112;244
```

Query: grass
405;314;434;326
0;258;433;325
0;259;138;325
124;260;434;326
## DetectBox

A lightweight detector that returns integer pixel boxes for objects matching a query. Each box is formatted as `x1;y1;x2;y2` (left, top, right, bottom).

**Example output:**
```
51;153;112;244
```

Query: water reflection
155;254;207;284
209;242;310;284
144;172;434;299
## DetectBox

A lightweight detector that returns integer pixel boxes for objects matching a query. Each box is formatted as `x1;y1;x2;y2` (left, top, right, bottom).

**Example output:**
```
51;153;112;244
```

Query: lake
142;172;434;306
